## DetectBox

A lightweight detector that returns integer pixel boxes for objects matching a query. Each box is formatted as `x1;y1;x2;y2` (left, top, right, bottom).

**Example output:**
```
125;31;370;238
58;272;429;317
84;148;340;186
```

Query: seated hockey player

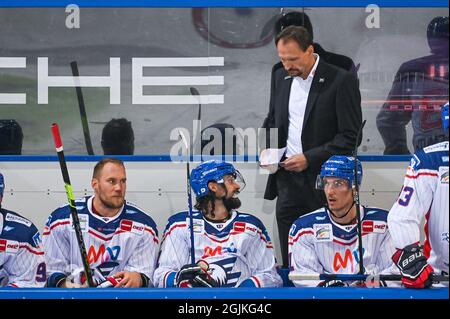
0;172;46;287
289;156;397;287
153;160;282;288
43;158;159;288
388;101;449;289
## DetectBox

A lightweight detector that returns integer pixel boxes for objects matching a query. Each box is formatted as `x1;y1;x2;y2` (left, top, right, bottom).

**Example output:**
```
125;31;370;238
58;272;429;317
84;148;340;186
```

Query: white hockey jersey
289;206;397;287
388;141;449;275
43;196;159;287
154;210;282;288
0;208;46;287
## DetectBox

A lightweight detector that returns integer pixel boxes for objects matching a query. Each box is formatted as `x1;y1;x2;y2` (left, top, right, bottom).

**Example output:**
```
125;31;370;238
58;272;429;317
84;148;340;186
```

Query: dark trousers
275;168;324;267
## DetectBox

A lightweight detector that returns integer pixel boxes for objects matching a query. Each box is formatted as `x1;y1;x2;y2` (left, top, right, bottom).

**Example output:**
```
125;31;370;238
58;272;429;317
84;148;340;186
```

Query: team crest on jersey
120;219;144;235
5;213;32;227
70;214;89;232
362;220;387;234
439;167;449;184
313;224;332;242
0;239;19;254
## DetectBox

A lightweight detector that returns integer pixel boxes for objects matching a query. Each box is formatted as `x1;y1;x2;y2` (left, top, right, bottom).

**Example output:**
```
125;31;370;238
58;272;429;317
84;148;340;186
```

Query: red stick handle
51;123;63;150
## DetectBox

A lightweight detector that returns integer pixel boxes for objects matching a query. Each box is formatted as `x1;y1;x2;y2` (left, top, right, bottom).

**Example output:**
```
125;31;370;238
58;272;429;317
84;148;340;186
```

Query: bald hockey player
154;160;282;288
289;156;397;287
388;102;449;289
0;173;46;287
43;158;159;288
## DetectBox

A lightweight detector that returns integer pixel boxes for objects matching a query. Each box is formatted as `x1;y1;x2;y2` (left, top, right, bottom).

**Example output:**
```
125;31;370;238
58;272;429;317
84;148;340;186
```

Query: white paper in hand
259;147;286;174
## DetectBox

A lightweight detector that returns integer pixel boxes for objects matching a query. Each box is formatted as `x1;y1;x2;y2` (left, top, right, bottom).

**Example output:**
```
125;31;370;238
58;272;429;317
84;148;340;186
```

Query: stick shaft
186;161;196;265
70;61;94;155
51;123;95;287
289;272;449;282
354;120;366;274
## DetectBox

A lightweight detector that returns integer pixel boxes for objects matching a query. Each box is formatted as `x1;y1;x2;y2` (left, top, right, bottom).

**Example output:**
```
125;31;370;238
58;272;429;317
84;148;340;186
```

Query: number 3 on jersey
398;186;414;206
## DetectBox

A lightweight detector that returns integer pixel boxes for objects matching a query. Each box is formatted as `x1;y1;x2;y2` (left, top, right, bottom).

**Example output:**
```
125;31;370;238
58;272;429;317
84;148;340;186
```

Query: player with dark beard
154;160;282;288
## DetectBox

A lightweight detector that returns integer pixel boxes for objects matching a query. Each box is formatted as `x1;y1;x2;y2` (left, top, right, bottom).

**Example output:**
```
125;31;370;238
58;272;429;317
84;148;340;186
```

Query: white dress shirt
286;54;320;157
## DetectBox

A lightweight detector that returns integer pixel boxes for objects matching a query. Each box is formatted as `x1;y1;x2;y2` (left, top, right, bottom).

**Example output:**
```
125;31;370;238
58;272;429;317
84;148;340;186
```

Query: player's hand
392;243;434;289
176;260;219;288
281;154;308;172
317;280;348;287
113;271;142;288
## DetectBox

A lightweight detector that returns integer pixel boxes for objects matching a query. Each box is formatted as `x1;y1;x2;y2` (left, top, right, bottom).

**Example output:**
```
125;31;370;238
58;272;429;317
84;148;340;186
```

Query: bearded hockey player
289;156;397;287
388;102;449;289
154;160;282;288
43;158;159;288
0;173;46;287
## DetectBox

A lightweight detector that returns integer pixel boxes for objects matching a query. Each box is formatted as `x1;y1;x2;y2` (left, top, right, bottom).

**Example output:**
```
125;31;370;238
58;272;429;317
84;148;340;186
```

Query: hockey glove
317;280;348;287
392;243;434;289
59;271;92;288
176;260;219;288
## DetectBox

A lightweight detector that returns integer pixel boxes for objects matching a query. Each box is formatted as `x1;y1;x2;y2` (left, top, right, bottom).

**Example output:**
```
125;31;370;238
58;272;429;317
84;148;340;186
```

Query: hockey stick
190;87;201;123
190;87;202;159
70;61;94;155
353;119;366;275
288;272;449;283
179;130;196;265
51;123;95;287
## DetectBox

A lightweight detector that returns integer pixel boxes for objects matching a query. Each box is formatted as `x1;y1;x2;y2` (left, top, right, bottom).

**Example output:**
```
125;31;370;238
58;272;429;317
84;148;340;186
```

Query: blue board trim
0;287;447;299
0;0;447;7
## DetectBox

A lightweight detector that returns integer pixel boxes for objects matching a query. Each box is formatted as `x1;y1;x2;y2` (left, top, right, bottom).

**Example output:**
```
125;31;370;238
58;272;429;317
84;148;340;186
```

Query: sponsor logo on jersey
192;219;204;233
442;156;449;163
424;143;447;153
362;220;387;234
244;225;258;237
70;214;89;232
439;167;449;184
5;213;32;227
0;239;19;254
125;209;138;215
87;244;121;264
333;248;365;272
233;222;246;233
120;219;144;235
313;224;332;242
315;215;327;221
333;249;354;272
202;243;237;259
